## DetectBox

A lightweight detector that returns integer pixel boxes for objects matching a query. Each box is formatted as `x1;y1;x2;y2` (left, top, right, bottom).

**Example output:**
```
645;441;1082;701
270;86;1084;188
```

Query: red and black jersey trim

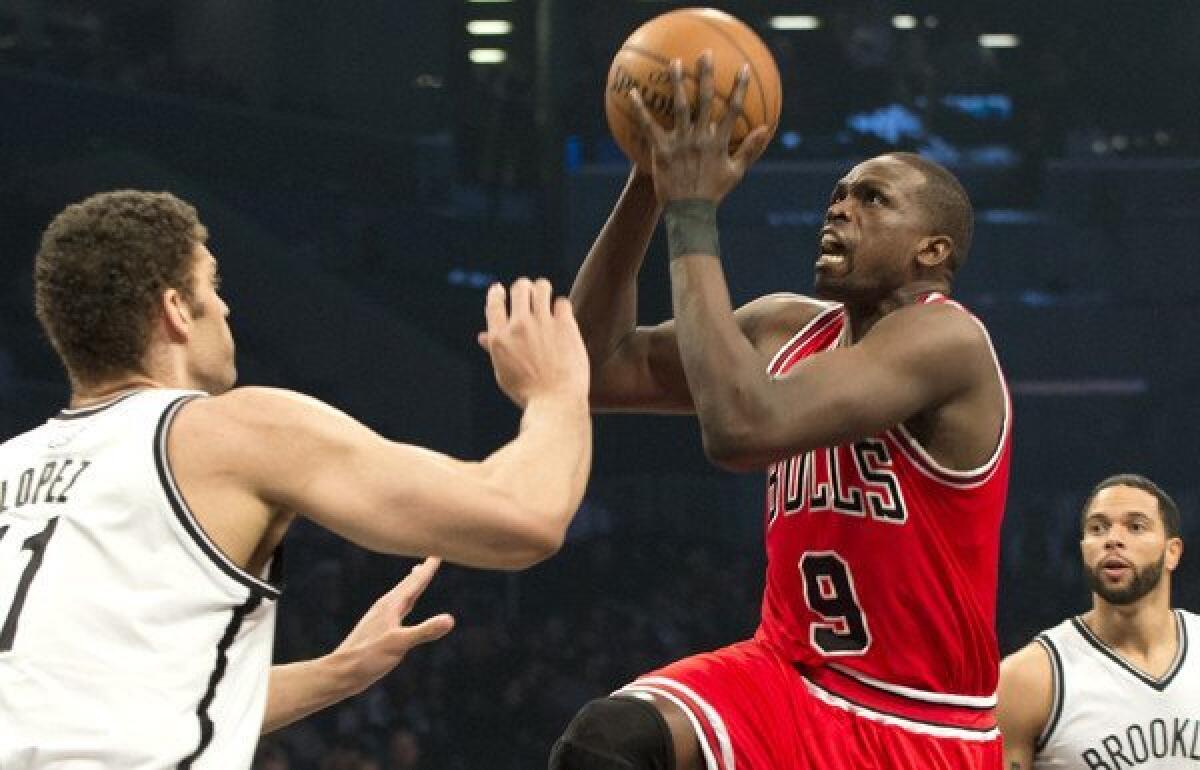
802;664;998;733
767;303;843;377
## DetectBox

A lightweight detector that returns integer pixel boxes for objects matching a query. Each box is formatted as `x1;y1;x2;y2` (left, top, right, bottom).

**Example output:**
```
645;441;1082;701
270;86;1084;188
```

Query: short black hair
886;152;974;272
1081;473;1182;540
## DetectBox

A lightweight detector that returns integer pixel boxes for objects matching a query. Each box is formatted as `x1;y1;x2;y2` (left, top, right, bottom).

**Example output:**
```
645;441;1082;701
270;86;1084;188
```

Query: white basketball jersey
1034;610;1200;770
0;390;280;769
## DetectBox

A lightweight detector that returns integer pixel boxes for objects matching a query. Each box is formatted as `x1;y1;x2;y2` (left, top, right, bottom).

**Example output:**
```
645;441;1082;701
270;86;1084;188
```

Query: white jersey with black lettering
1034;610;1200;770
0;389;280;769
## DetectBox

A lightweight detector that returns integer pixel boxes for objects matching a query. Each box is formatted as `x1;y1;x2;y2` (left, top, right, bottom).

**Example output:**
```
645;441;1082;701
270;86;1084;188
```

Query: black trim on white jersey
153;395;281;600
53;390;144;420
177;595;262;769
1069;610;1187;692
1034;634;1065;751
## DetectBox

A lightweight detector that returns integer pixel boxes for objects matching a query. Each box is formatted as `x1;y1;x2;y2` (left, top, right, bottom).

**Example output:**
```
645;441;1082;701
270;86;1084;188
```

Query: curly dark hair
34;190;208;385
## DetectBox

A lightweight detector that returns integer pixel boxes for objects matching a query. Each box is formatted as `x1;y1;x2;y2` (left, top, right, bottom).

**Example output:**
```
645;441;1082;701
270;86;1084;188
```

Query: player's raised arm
171;278;592;570
997;643;1055;769
568;167;695;413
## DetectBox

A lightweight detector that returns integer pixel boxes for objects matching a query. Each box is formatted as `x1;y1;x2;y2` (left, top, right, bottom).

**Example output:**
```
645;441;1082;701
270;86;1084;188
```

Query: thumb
477;331;491;350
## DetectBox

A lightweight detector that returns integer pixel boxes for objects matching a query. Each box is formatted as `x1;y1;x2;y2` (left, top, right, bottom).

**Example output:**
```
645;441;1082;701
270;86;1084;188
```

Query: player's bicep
222;389;544;567
591;321;695;413
793;305;978;427
294;439;544;565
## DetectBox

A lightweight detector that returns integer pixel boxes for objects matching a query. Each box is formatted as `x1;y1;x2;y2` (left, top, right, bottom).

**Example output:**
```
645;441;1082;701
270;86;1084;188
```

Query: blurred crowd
255;531;762;769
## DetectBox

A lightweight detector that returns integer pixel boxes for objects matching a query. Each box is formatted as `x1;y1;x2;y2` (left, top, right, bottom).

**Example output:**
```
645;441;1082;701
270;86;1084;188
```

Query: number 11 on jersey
0;516;60;653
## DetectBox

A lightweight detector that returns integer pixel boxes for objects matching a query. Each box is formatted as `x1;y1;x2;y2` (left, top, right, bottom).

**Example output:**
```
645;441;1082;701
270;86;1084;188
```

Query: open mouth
816;230;848;269
1100;557;1132;580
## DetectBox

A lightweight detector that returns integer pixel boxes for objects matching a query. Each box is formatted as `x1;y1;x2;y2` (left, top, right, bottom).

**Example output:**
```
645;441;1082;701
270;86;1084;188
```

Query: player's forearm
481;394;592;556
665;204;772;463
263;654;356;734
570;171;661;368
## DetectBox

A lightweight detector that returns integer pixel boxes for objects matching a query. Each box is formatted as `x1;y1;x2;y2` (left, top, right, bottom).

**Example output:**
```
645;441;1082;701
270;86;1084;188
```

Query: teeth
816;254;845;267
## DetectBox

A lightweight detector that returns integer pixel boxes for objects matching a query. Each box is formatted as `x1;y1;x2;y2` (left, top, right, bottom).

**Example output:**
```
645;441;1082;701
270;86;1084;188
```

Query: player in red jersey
548;53;1010;770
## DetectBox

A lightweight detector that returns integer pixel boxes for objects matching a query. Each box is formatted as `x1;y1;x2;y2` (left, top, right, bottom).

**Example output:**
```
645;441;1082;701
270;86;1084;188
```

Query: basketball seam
692;16;774;126
614;44;751;136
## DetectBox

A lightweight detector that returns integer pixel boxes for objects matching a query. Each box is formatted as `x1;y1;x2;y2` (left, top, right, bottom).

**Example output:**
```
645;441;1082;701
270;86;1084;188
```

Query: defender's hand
331;557;454;696
478;278;590;408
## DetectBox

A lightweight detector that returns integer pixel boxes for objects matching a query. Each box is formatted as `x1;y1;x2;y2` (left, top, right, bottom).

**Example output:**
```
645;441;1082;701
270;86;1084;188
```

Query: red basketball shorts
613;639;1001;770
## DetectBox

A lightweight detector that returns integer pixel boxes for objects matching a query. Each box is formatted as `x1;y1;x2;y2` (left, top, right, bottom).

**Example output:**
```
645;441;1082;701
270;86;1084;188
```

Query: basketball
605;8;782;169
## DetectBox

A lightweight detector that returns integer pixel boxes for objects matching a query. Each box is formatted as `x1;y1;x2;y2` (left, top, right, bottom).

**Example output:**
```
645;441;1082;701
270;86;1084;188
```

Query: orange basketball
605;8;782;169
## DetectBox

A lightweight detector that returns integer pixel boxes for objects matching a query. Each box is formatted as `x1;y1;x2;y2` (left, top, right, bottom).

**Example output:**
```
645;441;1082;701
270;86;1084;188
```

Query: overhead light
469;48;507;64
924;15;939;28
892;15;918;29
979;33;1020;48
467;20;512;35
769;15;820;30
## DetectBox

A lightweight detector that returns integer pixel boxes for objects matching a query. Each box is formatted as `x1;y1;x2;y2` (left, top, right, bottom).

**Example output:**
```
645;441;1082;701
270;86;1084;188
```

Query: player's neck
1083;591;1176;657
70;375;170;409
842;280;950;343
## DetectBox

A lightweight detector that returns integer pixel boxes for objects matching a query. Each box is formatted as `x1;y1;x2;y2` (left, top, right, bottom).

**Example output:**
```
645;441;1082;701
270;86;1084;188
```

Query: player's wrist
664;199;720;260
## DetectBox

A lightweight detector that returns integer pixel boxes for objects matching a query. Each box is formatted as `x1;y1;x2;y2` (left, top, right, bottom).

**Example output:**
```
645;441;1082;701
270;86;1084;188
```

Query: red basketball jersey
755;292;1011;712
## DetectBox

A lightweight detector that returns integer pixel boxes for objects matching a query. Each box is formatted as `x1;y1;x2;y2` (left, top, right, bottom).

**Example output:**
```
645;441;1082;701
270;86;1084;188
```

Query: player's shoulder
873;294;992;359
997;638;1056;735
736;293;836;340
1000;638;1055;687
174;386;328;441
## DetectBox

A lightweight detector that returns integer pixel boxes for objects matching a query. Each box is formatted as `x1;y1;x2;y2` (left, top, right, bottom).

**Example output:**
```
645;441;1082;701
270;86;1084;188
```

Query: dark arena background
1;1;1198;767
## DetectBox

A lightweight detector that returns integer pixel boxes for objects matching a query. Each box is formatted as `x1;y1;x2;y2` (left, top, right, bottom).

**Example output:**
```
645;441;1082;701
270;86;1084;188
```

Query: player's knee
548;696;675;770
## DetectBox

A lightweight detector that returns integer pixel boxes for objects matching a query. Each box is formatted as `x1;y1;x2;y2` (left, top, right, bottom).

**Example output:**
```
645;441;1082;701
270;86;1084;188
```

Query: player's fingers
508;277;534;320
477;331;490;350
484;283;507;334
551;295;574;321
393;614;455;650
695;50;714;129
732;125;772;170
388;557;441;615
628;88;666;151
531;278;553;319
670;58;690;134
718;63;751;140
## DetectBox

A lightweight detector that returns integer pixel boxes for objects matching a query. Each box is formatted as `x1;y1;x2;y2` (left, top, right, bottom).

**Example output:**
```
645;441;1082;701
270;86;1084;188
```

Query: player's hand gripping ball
605;7;782;169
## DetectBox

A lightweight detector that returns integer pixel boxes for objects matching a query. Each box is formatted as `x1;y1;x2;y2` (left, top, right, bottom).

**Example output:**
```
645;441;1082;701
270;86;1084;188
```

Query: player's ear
160;287;192;341
1165;536;1183;572
915;235;953;271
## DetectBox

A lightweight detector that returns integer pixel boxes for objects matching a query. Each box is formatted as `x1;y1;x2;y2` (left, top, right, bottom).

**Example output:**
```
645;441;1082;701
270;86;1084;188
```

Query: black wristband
664;199;720;260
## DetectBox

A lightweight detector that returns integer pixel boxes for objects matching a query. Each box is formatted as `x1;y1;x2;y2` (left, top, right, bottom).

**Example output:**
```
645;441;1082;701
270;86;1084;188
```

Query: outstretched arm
997;642;1054;769
263;558;453;734
172;279;591;570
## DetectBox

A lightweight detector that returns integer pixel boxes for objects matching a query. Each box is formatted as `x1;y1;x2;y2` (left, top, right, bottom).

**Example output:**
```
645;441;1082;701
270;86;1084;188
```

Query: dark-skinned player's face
814;156;933;302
